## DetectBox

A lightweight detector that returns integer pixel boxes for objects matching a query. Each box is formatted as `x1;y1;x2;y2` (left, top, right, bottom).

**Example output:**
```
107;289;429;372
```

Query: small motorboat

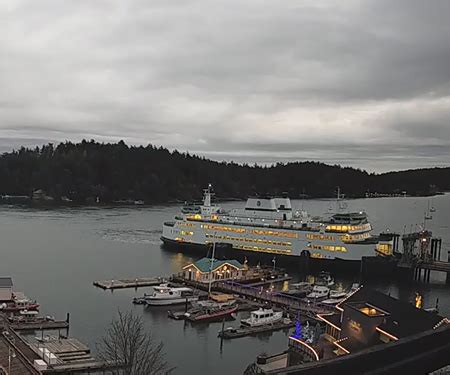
0;295;40;313
329;290;347;299
321;297;345;306
144;284;199;306
306;285;330;300
184;304;238;323
316;272;334;287
167;310;186;320
286;282;312;297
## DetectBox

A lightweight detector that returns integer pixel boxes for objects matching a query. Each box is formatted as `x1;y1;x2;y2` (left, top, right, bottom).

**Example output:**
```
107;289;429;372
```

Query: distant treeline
0;140;447;204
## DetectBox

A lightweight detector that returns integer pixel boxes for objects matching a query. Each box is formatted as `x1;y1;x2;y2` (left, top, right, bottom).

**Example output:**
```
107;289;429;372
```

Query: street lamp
8;345;16;374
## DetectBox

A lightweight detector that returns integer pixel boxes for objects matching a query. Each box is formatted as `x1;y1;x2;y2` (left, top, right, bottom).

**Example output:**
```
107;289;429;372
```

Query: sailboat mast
208;235;216;295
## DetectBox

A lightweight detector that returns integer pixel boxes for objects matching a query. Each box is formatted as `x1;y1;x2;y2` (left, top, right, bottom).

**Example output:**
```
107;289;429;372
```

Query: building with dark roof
317;286;448;356
0;277;13;301
182;257;246;283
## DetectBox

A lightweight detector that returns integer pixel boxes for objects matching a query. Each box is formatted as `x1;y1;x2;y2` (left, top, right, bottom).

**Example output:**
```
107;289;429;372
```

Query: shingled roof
0;277;13;288
183;258;245;273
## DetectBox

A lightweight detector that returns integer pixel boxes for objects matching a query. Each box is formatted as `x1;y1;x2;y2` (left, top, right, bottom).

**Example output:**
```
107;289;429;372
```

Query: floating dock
10;320;69;331
218;320;295;339
29;337;119;373
93;277;164;290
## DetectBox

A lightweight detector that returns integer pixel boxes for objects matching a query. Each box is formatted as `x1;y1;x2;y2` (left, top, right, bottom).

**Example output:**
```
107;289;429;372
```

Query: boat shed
182;258;246;283
0;277;13;301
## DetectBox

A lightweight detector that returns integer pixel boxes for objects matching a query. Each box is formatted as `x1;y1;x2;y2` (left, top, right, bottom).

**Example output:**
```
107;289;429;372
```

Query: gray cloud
1;0;450;172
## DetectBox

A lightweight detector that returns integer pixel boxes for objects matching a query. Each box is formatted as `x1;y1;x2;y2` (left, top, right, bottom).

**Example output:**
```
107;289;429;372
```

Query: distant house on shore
0;277;13;301
32;189;54;201
182;257;246;283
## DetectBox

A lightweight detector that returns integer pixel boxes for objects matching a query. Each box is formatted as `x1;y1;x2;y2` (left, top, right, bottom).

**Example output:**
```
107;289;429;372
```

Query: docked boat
144;284;199;306
306;285;330;300
161;185;387;262
241;308;283;327
322;283;360;305
315;271;335;287
184;304;238;323
193;299;236;309
329;290;347;299
0;293;40;313
285;281;312;297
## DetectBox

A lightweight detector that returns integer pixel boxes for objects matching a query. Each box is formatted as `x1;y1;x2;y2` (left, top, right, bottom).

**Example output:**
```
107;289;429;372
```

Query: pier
171;275;332;318
395;233;450;283
93;276;164;290
215;281;333;317
10;320;69;332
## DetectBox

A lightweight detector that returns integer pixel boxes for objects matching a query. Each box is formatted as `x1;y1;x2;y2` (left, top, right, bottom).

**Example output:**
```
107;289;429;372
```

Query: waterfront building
0;277;13;301
182;257;246;283
317;286;448;356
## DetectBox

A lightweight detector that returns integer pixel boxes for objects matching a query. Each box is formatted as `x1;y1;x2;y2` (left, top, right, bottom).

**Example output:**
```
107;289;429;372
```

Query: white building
0;277;13;301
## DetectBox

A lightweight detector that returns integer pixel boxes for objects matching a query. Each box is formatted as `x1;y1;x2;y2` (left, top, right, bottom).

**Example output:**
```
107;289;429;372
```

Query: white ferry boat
161;185;393;262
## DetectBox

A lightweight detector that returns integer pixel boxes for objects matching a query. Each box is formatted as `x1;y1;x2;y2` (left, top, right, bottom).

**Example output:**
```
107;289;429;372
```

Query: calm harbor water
1;195;450;374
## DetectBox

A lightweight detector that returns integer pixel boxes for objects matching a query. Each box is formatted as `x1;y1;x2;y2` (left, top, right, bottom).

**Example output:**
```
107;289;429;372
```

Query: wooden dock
247;275;292;287
215;281;332;317
218;320;295;339
10;320;69;331
93;276;164;290
29;337;121;372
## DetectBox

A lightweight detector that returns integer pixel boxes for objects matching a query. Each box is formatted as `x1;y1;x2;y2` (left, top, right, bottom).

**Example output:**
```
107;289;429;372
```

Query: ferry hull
161;236;362;274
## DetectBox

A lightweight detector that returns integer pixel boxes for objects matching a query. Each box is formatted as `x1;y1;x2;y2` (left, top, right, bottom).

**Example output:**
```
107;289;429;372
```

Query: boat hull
241;317;283;327
146;297;198;306
186;306;238;323
161;236;363;273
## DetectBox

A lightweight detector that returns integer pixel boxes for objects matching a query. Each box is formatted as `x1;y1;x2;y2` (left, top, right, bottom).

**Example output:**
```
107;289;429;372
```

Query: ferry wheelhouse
161;185;388;262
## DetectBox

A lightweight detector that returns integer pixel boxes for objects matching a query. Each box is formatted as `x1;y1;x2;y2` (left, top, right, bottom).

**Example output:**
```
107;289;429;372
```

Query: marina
1;195;450;374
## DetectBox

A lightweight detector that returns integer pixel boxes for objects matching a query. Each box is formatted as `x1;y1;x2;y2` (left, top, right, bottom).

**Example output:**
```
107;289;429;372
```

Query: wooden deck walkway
215;281;333;317
416;260;450;272
93;276;164;290
10;320;69;331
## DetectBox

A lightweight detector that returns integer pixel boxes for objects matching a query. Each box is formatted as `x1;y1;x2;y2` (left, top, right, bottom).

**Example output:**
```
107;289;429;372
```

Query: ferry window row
306;234;334;241
187;214;202;220
326;224;369;232
180;230;194;236
201;224;246;233
205;233;291;247
307;244;347;252
177;222;196;228
252;229;298;239
340;233;370;242
234;244;291;255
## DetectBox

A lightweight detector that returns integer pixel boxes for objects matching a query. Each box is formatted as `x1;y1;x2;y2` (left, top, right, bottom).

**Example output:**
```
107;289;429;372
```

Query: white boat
316;272;335;287
194;299;236;309
161;185;385;261
329;290;347;299
145;284;198;306
241;308;283;327
321;297;346;305
286;281;312;296
306;285;330;300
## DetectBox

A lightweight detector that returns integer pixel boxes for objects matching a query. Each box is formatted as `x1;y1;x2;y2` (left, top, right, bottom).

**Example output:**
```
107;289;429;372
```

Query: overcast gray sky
1;0;450;172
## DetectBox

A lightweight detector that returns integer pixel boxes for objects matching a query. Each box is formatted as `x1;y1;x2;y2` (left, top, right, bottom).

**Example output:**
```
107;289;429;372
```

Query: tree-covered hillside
0;140;447;204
